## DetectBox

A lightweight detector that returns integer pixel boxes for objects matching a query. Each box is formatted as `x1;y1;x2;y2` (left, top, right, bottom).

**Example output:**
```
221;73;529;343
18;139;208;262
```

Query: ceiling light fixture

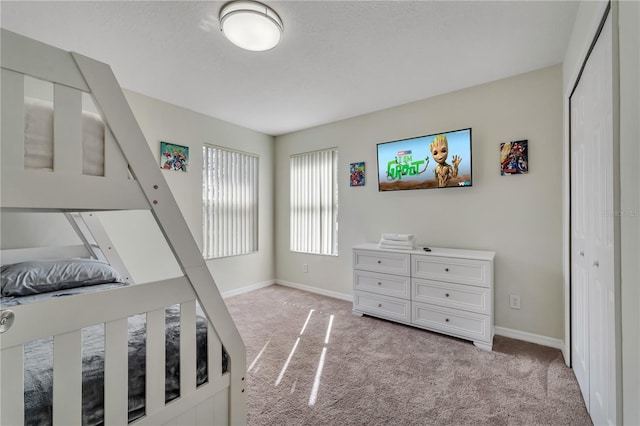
219;1;283;52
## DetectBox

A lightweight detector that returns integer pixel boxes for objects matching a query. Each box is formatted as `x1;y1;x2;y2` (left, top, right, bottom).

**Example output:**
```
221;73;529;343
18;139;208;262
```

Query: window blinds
202;145;258;259
290;148;338;255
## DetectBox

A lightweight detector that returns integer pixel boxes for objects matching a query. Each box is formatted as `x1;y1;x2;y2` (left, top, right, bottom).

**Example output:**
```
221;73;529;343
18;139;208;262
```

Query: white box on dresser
352;243;495;351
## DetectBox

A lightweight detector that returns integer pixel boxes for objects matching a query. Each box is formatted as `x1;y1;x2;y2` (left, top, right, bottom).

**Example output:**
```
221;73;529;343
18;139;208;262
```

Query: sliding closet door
570;10;616;426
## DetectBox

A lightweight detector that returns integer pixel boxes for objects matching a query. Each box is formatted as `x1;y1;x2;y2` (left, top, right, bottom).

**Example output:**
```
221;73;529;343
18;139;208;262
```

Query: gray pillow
1;259;124;297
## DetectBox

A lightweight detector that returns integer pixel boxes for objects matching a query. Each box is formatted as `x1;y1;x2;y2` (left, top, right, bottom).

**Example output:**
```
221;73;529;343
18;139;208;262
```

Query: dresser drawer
412;255;491;287
412;301;491;343
353;249;410;276
353;291;411;323
412;278;491;315
354;270;410;299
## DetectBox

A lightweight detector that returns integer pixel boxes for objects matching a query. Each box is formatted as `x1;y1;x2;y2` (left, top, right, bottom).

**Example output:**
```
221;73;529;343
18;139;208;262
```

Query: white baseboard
222;283;567;355
221;279;275;299
561;344;570;366
222;283;566;354
494;326;564;351
276;280;353;302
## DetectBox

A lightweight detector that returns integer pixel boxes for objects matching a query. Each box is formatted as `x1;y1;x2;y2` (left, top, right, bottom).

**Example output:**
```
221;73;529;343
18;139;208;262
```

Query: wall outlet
303;264;308;273
509;294;521;310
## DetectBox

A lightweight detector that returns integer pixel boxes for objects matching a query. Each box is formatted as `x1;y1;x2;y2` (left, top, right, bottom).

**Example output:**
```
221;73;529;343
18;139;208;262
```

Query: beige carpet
225;284;591;425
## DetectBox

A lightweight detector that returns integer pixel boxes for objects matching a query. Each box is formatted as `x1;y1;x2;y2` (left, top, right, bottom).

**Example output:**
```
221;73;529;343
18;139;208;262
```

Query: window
290;148;338;255
202;145;258;259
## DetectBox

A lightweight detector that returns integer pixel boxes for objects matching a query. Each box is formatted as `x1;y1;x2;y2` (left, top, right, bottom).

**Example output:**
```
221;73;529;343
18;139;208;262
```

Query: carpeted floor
225;284;592;425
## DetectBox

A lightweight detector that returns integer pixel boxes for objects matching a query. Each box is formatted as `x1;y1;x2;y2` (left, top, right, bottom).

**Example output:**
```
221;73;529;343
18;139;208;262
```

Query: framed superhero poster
160;141;189;172
500;140;528;175
350;162;365;187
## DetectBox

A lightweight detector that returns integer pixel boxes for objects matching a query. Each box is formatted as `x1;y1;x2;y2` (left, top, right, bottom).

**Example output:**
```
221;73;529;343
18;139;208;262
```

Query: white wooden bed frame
0;29;247;425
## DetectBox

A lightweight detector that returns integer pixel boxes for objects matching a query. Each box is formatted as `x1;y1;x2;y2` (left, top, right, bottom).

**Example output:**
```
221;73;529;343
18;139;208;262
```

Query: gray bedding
0;282;128;307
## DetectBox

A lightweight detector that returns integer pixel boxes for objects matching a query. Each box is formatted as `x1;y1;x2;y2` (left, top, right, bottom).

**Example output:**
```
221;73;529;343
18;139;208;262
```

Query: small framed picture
160;141;189;172
500;140;528;175
350;162;366;187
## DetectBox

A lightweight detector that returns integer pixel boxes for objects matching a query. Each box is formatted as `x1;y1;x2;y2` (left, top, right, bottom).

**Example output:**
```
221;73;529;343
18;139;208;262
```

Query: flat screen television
377;128;472;191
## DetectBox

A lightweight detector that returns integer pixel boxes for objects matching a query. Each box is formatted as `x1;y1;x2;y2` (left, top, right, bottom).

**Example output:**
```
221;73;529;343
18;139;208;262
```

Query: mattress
24;97;105;176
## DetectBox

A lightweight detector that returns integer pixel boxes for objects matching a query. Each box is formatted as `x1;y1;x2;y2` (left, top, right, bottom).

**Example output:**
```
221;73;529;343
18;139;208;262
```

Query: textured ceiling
1;1;579;136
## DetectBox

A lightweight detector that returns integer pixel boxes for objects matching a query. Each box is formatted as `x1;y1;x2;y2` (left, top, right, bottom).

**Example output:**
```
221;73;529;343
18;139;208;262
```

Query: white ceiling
1;1;579;136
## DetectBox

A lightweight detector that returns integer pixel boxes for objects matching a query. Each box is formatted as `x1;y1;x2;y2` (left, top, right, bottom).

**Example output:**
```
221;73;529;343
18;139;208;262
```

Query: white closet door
571;79;590;404
570;10;616;426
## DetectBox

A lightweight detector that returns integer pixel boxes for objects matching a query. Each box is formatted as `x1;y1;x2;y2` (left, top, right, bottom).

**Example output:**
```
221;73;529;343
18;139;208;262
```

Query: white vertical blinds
202;145;258;259
290;148;338;255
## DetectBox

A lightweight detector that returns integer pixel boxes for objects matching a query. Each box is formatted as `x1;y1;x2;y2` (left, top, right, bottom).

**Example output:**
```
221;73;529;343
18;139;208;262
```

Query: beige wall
1;213;80;249
1;89;276;293
121;91;275;292
275;65;565;340
618;1;640;424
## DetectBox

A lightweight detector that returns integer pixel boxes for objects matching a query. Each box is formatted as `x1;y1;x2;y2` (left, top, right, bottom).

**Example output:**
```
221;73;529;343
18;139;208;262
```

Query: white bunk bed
0;29;247;425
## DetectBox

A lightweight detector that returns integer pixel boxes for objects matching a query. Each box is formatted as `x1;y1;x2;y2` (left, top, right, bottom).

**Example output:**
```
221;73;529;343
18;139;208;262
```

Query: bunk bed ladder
68;53;247;424
64;212;107;262
64;212;134;284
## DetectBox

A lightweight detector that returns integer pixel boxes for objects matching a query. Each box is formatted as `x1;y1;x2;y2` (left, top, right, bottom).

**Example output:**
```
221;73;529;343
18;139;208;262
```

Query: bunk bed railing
1;277;191;348
1;30;146;211
0;278;228;425
1;29;247;424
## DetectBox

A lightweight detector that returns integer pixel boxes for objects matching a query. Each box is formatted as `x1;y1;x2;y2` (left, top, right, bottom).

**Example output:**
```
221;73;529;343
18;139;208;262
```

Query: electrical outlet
303;264;308;273
509;294;521;310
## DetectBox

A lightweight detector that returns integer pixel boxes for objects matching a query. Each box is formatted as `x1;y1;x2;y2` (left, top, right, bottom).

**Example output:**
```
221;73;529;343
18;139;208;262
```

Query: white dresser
352;243;495;350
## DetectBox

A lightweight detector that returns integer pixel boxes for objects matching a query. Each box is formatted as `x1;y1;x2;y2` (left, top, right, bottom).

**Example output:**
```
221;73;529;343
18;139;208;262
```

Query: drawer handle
378;282;382;285
445;318;450;322
378;303;382;308
445;268;450;272
445;293;450;297
377;260;381;264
